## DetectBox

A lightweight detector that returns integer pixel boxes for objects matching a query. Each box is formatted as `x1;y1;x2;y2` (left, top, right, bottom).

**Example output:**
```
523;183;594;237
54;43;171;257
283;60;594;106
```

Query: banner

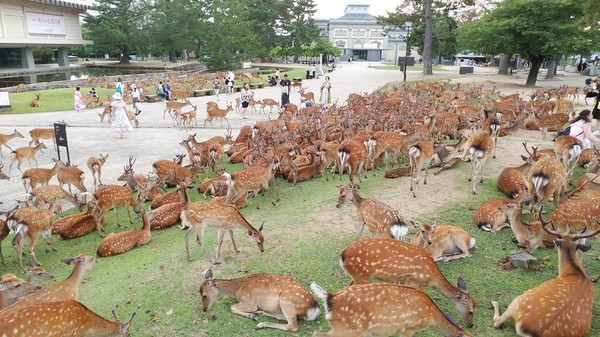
26;12;66;36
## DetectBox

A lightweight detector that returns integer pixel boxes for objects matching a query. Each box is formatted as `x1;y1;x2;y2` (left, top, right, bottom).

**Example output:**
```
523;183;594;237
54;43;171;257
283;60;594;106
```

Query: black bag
553;126;571;141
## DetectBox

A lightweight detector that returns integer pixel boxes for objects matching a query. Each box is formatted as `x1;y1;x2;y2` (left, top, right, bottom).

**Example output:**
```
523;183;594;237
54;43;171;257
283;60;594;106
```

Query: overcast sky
314;0;400;19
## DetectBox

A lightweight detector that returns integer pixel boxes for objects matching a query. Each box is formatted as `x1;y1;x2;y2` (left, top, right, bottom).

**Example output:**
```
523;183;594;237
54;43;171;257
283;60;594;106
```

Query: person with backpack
569;109;600;149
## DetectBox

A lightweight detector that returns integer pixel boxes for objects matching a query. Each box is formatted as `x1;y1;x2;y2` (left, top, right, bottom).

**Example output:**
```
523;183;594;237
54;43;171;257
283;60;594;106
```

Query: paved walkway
0;62;590;211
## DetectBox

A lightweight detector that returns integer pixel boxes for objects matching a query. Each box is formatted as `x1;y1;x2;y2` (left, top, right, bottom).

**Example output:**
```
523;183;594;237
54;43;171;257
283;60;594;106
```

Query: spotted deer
52;201;102;239
339;238;476;327
9;142;47;173
204;102;233;128
496;143;538;199
468;129;495;195
222;155;279;209
496;201;551;253
336;184;408;240
337;138;367;184
0;217;9;263
0;129;24;157
531;111;569;140
299;88;315;103
96;210;152;257
163;98;191;118
310;282;473;337
0;273;41;310
148;181;190;230
28;185;81;214
23;261;55;284
88;184;142;233
152;158;203;188
409;140;435;197
57;164;87;193
410;221;476;262
492;218;600;337
200;269;320;331
29;127;55;147
527;154;568;216
11;203;58;269
21;158;66;192
0;253;96;316
553;135;582;171
0;300;136;337
181;200;264;264
87;153;108;189
116;156;147;192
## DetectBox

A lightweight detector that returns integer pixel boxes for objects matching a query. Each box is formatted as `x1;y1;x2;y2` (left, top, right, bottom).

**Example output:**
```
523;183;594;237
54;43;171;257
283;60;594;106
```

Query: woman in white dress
110;92;133;139
320;76;332;108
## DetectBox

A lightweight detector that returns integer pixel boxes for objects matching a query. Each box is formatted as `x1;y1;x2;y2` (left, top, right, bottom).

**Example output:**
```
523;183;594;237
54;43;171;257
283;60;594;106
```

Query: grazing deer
87;153;108;190
340;237;476;327
11;203;58;269
336;184;408;240
21;158;66;192
0;273;41;310
149;181;190;230
97;210;152;257
9;141;47;172
29;127;56;147
492;215;600;337
410;221;476;262
200;269;320;331
204;102;233;128
28;185;81;214
310;282;473;337
89;184;142;233
527;155;568;216
57;164;87;193
52;201;102;239
0;300;136;337
409;140;435;197
181;200;264;264
496;143;538;199
30;93;41;107
468;130;495;195
0;129;24;157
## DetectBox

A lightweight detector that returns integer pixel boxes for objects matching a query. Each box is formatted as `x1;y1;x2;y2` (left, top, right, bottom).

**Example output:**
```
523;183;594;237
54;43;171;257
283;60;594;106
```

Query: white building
0;0;92;69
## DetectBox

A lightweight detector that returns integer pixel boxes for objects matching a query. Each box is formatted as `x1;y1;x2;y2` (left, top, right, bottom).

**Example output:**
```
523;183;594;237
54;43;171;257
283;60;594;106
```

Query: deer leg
212;229;227;264
12;234;25;270
230;302;260;320
256;306;298;331
98;169;103;186
184;227;199;261
27;236;42;266
228;229;239;253
491;300;518;329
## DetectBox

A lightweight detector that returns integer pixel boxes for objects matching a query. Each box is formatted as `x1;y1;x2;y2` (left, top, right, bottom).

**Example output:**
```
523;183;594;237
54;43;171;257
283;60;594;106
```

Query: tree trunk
497;53;510;75
545;55;558;79
119;47;130;64
422;0;433;75
526;54;544;87
169;49;177;63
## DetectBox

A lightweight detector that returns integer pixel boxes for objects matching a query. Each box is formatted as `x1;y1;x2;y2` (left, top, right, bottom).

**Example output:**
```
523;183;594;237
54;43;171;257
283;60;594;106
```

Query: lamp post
403;21;413;82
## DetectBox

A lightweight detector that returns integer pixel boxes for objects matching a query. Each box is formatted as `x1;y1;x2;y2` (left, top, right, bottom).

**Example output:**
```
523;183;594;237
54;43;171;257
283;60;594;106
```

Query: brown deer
28;185;81;214
527;155;568;216
0;300;136;337
222;155;279;209
97;210;152;257
496;201;552;253
21;158;66;192
178;104;199;130
336;184;408;240
310;282;473;337
9;141;47;172
0;129;24;157
468;130;495;195
87;153;108;189
89;184;142;232
473;197;522;233
340;237;476;327
23;261;55;284
553;135;582;170
337;138;367;184
181;200;264;264
29;127;56;147
492;216;600;337
531;111;569;140
11;204;58;269
163;98;191;118
317;141;340;181
0;274;41;310
409;140;435;197
410;221;476;261
30;93;41;107
200;269;320;331
204;102;233;128
57;164;87;193
116;156;147;192
299;87;315;103
52;201;102;239
147;180;190;230
259;98;279;114
496;143;538;199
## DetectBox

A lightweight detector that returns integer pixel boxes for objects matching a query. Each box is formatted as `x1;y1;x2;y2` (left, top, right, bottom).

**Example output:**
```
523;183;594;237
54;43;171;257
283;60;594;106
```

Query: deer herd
2;78;600;337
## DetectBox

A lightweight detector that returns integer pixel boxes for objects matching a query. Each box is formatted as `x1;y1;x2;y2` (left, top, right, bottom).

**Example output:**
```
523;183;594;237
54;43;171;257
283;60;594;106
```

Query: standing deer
88;184;142;232
28;185;81;214
29;127;56;147
336;184;408;240
0;300;136;337
200;269;320;331
410;221;476;261
259;98;279;114
468;129;495;195
299;87;315;103
57;164;87;193
0;129;24;157
9;141;47;172
11;203;58;269
21;158;66;192
492;214;600;337
204;102;233;128
97;210;152;257
337;138;367;184
222;156;279;209
181;200;264;264
496;143;538;199
87;153;109;189
340;237;476;327
527;155;568;216
310;282;473;337
409;140;435;197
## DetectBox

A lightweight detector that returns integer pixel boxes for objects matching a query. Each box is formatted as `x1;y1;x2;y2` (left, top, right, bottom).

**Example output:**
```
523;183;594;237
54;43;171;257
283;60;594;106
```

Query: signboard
53;122;70;165
26;12;66;36
0;92;10;109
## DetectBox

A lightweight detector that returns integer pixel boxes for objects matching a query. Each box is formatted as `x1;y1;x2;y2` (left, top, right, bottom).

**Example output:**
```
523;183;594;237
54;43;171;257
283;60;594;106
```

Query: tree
279;0;321;63
150;0;203;62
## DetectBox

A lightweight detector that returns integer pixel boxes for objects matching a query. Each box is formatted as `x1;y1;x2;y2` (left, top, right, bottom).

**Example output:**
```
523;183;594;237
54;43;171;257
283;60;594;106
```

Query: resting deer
496;200;551;253
409;140;435;197
492;213;600;337
149;180;190;230
21;158;66;192
30;93;41;107
0;300;136;337
9;141;47;173
340;237;476;327
336;184;408;240
0;273;41;310
0;129;24;157
52;201;102;239
204;102;233;128
181;199;264;264
97;210;152;257
410;221;476;262
200;269;320;331
116;156;147;192
87;153;109;190
23;261;55;284
310;282;473;337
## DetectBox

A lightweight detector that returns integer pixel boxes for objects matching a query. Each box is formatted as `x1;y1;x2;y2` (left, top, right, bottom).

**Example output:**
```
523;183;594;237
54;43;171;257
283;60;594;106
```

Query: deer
468;129;495;195
0;300;136;337
530;111;569;140
410;221;476;262
163;98;191;118
339;237;476;327
200;269;320;331
336;184;408;240
310;282;473;337
148;180;190;230
116;156;147;192
88;184;142;233
21;158;66;192
153;158;203;188
178;104;199;130
9;141;47;173
30;93;41;107
491;214;600;337
496;200;553;253
496;143;538;199
52;201;102;239
408;140;435;197
299;87;315;103
27;185;81;214
317;141;340;181
23;261;55;284
0;273;41;310
87;153;109;190
29;127;56;147
204;102;233;128
0;129;24;157
11;203;58;270
222;152;279;209
0;253;96;316
181;199;264;264
57;164;87;193
527;154;568;217
337;138;367;184
553;135;582;171
97;210;152;257
259;98;279;114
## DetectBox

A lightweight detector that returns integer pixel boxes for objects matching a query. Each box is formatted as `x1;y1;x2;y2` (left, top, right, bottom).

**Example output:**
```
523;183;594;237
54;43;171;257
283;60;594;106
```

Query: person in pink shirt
569;109;600;148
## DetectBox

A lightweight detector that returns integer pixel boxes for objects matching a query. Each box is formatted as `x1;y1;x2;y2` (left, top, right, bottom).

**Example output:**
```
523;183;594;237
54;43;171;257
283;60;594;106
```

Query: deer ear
520;155;528;161
410;220;420;228
258;222;264;232
61;258;74;265
204;268;213;280
457;277;467;291
577;243;592;252
430;221;438;228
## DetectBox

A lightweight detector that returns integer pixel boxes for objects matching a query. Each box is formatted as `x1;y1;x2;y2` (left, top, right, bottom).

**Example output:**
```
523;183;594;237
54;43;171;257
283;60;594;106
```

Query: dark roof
29;0;92;10
331;13;378;23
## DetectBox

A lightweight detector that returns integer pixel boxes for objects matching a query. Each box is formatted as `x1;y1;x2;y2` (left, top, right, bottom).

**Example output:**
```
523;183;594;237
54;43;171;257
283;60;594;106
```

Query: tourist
162;80;172;100
569;109;600;149
110;92;133;139
115;77;124;95
280;74;291;107
319;76;332;108
131;84;142;115
275;68;280;82
311;64;316;79
267;76;277;86
213;78;220;101
240;83;253;119
157;81;167;101
306;65;311;80
74;87;85;112
87;87;97;98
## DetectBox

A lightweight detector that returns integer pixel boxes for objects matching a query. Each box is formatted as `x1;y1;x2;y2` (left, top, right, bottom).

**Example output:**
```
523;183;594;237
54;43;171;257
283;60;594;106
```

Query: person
87;87;97;98
74;87;85;112
162;80;172;100
213;78;220;101
311;64;316;79
592;94;600;132
320;76;332;108
110;92;133;139
280;74;291;107
131;85;142;115
115;78;124;95
228;78;234;96
224;78;230;95
317;64;324;76
298;97;312;111
275;68;280;82
240;83;253;119
569;109;600;149
157;81;167;101
306;65;311;80
267;75;277;86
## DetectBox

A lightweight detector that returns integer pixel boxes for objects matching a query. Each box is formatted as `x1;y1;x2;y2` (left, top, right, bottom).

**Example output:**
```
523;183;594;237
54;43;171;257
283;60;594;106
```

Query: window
370;30;382;38
334;29;348;38
352;29;366;38
335;40;346;48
